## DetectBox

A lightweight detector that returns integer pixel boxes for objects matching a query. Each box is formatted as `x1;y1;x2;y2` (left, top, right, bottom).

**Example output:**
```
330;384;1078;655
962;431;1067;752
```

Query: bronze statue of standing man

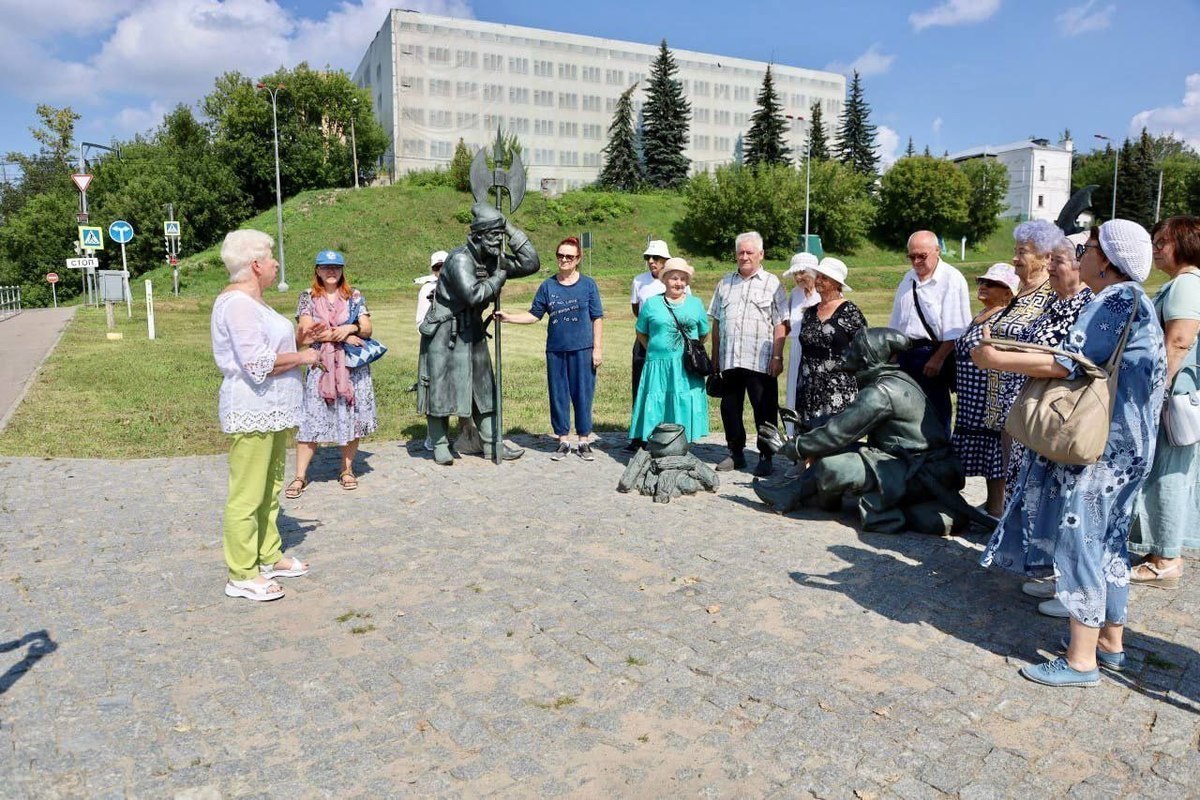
417;202;540;464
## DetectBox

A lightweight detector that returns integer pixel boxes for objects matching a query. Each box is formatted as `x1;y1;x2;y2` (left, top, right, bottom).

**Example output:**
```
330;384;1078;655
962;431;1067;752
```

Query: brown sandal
338;472;358;491
284;477;308;499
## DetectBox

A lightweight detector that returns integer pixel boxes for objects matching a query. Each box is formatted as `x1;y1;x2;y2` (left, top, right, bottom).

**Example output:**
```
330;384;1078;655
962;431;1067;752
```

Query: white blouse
210;291;303;434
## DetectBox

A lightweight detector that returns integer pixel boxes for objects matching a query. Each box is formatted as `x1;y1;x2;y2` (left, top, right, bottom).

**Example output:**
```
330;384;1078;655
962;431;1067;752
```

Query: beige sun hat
977;263;1020;294
810;257;852;291
660;257;694;280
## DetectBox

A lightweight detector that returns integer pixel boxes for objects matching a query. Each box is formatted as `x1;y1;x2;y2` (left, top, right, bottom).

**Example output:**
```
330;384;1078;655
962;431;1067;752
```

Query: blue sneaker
1058;638;1126;672
1020;657;1100;687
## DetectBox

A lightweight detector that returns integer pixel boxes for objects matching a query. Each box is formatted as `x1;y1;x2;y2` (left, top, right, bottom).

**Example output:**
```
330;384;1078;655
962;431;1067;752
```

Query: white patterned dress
296;290;379;445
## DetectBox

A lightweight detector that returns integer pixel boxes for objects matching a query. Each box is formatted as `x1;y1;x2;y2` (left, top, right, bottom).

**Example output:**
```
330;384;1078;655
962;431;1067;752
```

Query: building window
430;110;452;128
455;81;478;98
694;108;710;124
734;86;752;102
429;47;450;64
534;59;554;77
483;53;503;71
483;84;503;102
1037;195;1045;208
455;50;478;68
534;90;553;107
693;135;710;150
582;123;603;140
430;140;454;159
715;136;731;152
558;92;578;110
429;79;450;97
401;108;425;124
484;114;504;131
694;80;710;97
509;87;529;104
583;152;601;167
400;76;423;92
560;151;579;166
714;110;730;125
582;95;602;112
535;119;554;136
629;71;645;84
558;63;578;80
559;121;578;137
734;112;749;125
509;57;529;74
1039;164;1046;181
715;83;730;100
457;112;478;129
605;69;624;85
582;66;601;82
533;148;555;165
510;117;530;134
605;97;617;113
402;139;425;157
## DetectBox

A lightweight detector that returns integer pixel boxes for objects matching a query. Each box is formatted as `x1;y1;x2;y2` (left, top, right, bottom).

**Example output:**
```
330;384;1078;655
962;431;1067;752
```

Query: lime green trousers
223;430;288;581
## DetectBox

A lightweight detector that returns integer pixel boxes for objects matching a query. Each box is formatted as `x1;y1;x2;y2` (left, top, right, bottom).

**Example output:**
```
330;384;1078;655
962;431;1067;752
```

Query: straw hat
660;257;694;279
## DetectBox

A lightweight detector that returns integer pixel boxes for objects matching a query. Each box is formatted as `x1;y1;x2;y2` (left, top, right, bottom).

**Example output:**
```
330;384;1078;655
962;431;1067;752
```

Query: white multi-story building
354;11;847;189
949;138;1075;223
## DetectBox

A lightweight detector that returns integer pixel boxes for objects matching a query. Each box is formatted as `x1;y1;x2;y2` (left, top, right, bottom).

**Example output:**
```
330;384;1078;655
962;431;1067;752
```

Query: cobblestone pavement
1;436;1197;798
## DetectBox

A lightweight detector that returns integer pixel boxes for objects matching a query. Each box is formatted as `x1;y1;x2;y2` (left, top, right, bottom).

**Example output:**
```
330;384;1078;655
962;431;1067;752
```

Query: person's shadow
789;536;1200;714
0;630;57;697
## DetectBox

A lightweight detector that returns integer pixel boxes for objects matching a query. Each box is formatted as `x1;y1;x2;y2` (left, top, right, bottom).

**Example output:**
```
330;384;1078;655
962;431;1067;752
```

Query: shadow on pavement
0;630;57;696
790;538;1200;714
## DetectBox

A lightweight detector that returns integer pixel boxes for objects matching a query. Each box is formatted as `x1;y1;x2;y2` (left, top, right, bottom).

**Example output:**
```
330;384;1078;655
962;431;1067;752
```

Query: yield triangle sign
72;173;93;192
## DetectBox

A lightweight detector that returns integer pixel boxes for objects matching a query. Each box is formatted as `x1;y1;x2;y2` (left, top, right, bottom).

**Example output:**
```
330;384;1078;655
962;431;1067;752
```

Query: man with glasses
709;231;789;476
626;239;674;451
887;230;971;430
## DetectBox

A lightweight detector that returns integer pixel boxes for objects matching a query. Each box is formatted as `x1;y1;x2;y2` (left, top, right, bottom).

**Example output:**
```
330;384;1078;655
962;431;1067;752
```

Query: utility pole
257;82;289;291
1094;133;1118;220
350;97;360;189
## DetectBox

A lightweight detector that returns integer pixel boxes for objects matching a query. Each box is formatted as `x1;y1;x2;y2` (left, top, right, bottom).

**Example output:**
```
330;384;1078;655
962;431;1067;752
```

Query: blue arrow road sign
109;220;134;244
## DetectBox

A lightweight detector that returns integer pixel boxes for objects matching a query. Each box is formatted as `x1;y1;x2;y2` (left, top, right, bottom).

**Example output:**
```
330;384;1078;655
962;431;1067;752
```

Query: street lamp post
786;114;813;252
257;82;288;291
349;97;360;189
1094;133;1118;221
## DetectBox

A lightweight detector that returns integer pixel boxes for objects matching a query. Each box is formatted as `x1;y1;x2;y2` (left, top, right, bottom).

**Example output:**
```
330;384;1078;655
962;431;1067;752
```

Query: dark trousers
547;349;595;436
631;340;647;406
720;367;779;456
897;344;953;433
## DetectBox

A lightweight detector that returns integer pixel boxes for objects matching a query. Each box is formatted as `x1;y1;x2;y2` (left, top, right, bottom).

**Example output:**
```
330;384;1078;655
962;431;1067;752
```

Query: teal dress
629;294;711;442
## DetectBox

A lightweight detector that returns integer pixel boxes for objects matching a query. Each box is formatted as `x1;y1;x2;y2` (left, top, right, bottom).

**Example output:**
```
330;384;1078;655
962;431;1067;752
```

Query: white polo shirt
888;259;972;341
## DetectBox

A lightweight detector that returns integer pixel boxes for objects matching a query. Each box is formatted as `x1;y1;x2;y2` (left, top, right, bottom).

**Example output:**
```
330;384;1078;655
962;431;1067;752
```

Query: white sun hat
810;257;852;291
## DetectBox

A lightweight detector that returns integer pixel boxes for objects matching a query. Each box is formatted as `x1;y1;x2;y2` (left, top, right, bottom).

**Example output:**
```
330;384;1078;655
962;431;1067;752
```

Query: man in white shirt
709;231;789;476
887;230;971;430
625;239;672;451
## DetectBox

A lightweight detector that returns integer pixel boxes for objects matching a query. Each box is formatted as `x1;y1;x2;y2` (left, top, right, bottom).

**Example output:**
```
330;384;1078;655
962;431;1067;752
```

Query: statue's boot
477;413;524;461
751;474;815;514
426;416;454;466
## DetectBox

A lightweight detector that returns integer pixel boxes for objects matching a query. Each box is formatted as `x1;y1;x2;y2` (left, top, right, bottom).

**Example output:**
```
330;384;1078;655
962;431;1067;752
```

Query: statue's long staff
469;130;527;464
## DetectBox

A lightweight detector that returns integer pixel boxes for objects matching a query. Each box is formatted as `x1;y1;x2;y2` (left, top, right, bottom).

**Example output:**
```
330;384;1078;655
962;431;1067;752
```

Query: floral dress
796;301;867;423
296;290;379;445
981;283;1166;627
982;280;1055;429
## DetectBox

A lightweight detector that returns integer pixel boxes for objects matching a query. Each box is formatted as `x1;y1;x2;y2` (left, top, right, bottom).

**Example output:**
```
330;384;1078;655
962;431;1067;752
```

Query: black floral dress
796;301;867;423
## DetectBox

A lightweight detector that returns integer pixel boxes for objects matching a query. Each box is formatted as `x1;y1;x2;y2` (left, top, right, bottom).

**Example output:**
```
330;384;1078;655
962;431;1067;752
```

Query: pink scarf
311;292;354;406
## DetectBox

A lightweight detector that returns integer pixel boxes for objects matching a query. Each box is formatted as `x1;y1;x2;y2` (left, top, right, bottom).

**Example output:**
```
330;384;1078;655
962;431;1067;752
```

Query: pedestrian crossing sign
164;220;181;237
78;225;104;250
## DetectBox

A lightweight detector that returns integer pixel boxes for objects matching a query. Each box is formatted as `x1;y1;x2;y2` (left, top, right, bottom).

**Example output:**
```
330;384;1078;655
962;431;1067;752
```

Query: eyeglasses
556;252;579;262
976;279;1006;289
1075;243;1099;259
907;252;932;261
316;264;343;270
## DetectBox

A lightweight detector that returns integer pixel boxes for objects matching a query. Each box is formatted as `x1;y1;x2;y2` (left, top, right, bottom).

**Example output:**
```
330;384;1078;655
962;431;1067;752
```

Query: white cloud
1055;0;1116;36
876;125;901;170
932;117;943;135
1130;73;1200;152
824;44;895;78
0;0;473;139
910;0;1001;31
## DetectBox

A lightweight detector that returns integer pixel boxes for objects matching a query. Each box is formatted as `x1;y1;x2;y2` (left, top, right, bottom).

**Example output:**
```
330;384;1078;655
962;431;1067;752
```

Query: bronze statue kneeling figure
753;327;976;535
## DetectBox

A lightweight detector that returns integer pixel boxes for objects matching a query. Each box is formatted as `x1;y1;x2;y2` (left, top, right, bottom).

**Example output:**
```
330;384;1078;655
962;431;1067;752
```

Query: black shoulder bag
663;299;712;377
910;279;956;388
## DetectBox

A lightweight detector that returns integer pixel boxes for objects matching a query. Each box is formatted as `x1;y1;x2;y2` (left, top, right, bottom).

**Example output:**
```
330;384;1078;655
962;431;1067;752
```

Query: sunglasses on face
556;252;579;262
1075;243;1099;259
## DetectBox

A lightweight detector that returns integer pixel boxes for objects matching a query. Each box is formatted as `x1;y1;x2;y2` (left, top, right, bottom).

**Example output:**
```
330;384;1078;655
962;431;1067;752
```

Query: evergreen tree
905;137;916;158
449;138;472;191
923;144;931;157
744;66;791;168
642;40;691;189
598;83;643;191
836;71;879;177
807;102;830;162
733;133;744;166
1115;129;1158;227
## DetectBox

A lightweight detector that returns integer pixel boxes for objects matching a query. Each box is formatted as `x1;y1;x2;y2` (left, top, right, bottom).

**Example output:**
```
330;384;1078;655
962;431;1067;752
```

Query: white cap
1097;220;1152;282
810;257;852;291
783;252;819;277
643;240;672;260
977;263;1020;294
430;250;449;268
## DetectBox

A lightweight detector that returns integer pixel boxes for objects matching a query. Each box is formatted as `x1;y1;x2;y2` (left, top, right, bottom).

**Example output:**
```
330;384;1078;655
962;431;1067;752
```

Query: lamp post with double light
785;114;812;251
1094;133;1118;221
256;82;288;291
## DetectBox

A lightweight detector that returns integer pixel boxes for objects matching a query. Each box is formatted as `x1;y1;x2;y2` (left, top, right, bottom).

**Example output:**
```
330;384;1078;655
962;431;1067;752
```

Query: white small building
354;10;846;188
949;138;1074;223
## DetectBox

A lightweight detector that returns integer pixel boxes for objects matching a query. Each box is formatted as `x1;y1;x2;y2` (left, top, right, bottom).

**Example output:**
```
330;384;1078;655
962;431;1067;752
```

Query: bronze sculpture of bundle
617;424;718;503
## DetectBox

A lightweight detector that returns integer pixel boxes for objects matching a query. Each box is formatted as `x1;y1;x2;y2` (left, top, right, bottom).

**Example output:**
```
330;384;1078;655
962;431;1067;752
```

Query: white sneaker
1038;597;1070;618
423;436;434;452
1022;580;1056;599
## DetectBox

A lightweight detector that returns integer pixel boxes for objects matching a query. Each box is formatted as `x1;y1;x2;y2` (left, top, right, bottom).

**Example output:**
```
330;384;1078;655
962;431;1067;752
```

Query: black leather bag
664;300;712;377
705;372;726;398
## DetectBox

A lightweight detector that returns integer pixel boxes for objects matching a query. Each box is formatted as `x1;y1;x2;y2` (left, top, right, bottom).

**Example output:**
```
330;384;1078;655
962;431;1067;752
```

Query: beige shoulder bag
981;306;1135;465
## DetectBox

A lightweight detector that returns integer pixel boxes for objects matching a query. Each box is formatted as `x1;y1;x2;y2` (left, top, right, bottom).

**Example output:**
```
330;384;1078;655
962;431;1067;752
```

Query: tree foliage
959;158;1009;243
807;102;831;162
679;163;873;257
597;83;643;191
1073;130;1200;225
836;71;879;178
875;156;970;245
744;67;790;168
641;40;691;189
449;138;473;192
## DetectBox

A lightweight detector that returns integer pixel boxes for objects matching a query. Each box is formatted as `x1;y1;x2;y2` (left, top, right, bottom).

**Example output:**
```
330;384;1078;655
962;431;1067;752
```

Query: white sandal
259;555;310;579
225;577;284;601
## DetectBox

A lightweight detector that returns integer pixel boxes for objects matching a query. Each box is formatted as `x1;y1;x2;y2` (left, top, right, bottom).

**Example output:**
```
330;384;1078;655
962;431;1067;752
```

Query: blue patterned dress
981;283;1166;627
295;290;379;445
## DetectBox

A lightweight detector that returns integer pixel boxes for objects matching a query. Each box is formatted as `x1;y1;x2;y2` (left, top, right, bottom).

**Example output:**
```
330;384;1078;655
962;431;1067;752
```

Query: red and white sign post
46;272;59;308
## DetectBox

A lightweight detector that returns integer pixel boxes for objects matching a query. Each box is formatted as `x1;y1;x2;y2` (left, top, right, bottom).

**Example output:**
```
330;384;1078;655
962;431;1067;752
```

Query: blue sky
1;0;1198;172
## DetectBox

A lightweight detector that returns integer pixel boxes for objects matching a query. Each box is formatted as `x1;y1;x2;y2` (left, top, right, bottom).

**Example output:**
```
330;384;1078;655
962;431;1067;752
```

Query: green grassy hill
3;182;1025;458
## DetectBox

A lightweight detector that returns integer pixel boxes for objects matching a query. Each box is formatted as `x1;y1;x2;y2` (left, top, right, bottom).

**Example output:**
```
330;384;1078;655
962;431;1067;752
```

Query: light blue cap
315;250;345;266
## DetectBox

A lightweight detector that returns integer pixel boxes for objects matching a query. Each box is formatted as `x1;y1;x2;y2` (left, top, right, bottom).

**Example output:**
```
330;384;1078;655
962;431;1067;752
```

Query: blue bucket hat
315;249;345;266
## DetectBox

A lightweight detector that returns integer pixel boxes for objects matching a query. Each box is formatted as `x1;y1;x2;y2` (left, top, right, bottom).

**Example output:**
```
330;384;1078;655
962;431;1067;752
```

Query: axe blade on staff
469;129;526;464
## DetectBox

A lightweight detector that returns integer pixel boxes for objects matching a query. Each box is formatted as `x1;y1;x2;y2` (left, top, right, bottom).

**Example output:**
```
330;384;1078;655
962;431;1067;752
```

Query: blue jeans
547;348;595;437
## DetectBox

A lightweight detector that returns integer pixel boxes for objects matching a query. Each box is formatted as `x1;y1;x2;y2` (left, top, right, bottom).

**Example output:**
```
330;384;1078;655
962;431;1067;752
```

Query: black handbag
705;372;726;398
664;299;712;377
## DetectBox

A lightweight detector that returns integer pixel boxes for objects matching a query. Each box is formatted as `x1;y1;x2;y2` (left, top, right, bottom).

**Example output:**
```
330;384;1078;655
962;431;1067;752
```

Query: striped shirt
708;269;788;373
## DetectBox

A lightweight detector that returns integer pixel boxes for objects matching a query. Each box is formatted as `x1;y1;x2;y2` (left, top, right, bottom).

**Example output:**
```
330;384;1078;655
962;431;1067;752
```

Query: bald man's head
906;230;940;279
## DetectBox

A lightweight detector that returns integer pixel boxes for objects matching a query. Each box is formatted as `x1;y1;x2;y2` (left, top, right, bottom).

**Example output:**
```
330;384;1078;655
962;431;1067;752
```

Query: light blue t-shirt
1157;270;1200;393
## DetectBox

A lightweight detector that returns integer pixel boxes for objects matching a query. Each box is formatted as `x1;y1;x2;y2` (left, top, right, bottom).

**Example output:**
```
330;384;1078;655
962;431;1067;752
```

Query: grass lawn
0;182;1044;459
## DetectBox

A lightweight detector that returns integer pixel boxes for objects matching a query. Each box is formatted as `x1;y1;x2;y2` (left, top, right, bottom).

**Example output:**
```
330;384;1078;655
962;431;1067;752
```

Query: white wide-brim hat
643;239;672;260
783;252;819;277
810;257;851;291
977;262;1020;294
429;250;449;268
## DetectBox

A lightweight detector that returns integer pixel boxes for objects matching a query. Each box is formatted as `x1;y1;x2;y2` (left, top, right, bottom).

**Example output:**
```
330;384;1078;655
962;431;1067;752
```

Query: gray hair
735;231;763;253
1050;235;1077;263
1013;220;1063;255
220;230;275;282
